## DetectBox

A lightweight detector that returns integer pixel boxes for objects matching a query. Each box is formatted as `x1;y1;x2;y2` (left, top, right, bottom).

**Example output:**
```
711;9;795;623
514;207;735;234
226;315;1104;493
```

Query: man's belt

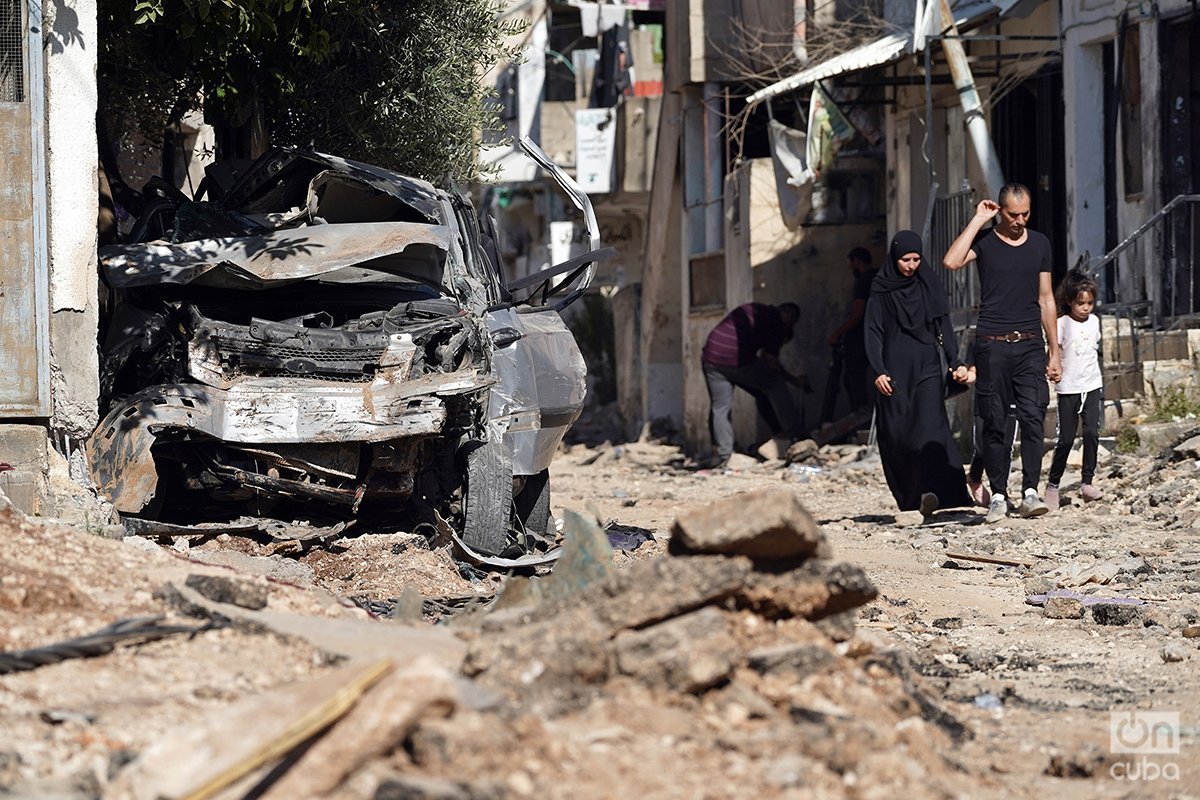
978;331;1041;343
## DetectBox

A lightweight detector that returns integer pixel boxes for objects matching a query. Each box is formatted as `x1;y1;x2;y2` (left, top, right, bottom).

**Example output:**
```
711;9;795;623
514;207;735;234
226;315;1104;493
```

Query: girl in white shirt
1045;272;1104;511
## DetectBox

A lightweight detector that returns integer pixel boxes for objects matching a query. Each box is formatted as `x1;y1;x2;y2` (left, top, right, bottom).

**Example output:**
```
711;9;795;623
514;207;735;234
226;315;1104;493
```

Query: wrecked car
88;139;611;556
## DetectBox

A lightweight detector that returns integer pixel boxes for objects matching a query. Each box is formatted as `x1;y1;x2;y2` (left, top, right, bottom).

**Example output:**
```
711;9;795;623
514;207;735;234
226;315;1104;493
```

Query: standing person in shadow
866;230;973;518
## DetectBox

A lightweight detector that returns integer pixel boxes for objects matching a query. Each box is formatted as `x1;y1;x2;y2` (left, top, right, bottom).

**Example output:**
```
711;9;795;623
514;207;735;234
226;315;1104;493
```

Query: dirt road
1;436;1198;798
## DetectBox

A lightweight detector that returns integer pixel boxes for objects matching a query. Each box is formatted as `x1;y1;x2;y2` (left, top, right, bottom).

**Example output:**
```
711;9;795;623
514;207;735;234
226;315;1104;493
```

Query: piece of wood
944;551;1036;568
259;659;457;798
182;659;394;800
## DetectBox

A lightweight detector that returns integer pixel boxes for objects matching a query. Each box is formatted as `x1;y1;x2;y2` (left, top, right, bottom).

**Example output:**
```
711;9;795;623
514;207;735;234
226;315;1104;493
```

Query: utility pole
937;0;1005;199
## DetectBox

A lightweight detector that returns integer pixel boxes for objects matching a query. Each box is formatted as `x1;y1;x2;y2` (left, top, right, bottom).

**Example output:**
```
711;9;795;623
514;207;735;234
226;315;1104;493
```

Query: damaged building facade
627;0;1200;458
480;0;665;436
0;0;101;514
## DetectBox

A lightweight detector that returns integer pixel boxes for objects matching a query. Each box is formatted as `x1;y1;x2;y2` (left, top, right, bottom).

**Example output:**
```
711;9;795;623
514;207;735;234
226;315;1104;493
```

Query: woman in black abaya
865;230;973;516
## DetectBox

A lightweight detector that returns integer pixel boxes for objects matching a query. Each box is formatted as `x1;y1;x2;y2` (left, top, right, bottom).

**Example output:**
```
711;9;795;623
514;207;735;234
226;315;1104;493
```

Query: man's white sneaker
985;494;1008;524
1018;489;1049;518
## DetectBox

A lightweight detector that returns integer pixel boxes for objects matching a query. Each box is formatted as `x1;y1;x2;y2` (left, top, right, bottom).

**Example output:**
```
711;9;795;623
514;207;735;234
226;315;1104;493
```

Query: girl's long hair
1056;269;1099;315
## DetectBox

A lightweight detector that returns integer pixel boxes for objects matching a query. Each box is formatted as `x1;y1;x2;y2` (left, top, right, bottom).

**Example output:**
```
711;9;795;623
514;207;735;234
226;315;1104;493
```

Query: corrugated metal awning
745;0;1007;107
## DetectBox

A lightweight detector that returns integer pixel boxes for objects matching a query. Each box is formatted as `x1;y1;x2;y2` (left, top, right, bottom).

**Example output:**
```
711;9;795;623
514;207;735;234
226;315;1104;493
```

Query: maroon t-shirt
701;303;790;368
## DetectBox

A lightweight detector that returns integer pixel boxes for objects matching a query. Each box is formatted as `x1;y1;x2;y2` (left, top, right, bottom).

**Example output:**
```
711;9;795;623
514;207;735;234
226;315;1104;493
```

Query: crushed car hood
99;222;451;290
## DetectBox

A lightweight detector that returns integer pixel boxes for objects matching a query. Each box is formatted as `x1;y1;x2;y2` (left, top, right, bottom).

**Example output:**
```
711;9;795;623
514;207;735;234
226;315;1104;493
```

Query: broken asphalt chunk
669;487;829;560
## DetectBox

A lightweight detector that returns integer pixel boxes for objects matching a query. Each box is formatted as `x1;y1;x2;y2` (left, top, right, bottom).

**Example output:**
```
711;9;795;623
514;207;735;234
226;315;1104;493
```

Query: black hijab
870;230;950;332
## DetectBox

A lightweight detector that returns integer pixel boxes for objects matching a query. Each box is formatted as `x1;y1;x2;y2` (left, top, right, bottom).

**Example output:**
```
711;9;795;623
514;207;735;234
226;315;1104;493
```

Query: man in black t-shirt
944;183;1061;524
827;246;877;414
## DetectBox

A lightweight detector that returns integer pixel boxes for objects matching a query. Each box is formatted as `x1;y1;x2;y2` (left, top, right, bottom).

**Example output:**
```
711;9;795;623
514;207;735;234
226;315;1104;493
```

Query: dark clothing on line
865;232;972;512
1048;389;1102;486
973;228;1053;336
701;303;790;369
973;336;1049;495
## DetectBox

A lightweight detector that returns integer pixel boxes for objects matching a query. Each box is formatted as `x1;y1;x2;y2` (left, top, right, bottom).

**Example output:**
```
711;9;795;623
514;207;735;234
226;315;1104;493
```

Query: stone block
1044;597;1083;619
670;487;827;560
614;607;737;693
0;424;49;515
1090;603;1140;626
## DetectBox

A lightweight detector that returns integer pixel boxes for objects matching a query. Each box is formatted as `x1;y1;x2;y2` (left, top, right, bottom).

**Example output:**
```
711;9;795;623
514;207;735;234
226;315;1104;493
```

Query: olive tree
99;0;526;182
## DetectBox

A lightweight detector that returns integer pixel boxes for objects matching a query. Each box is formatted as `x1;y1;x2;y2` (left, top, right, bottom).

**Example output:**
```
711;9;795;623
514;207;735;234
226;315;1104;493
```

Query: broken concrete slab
736;561;877;621
483;554;753;634
185;549;317;587
161;581;466;668
492;511;614;610
614;607;737;693
669;487;828;560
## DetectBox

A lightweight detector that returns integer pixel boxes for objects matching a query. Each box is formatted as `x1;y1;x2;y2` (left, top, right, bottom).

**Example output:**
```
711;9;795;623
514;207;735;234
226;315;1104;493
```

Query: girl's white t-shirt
1057;314;1103;394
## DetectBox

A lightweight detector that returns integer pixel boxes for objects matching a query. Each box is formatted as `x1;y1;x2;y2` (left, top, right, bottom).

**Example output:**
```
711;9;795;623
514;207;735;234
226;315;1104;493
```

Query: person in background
1045;270;1105;510
701;302;807;469
866;231;972;518
825;246;877;416
942;183;1061;524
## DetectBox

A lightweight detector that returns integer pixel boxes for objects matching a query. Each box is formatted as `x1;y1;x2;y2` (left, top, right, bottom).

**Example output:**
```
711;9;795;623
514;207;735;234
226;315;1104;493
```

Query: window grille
0;0;25;103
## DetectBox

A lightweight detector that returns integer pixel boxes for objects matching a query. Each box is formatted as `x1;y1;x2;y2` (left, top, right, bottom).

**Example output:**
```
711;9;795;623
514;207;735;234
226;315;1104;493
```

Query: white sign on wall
575;108;617;194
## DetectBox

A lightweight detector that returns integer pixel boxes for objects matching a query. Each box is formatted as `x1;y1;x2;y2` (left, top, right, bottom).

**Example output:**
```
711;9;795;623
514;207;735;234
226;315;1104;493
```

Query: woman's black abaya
865;231;972;512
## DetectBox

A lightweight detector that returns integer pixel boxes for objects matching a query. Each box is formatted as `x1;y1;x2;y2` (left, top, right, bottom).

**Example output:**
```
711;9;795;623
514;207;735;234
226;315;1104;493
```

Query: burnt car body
88;140;608;555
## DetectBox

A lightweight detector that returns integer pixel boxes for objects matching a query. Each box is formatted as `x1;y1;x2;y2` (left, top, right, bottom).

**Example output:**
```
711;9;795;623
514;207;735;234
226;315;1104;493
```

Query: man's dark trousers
974;337;1048;496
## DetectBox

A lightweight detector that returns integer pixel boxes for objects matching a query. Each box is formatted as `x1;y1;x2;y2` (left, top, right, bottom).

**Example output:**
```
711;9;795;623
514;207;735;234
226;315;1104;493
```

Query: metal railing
1085;194;1200;327
928;188;979;313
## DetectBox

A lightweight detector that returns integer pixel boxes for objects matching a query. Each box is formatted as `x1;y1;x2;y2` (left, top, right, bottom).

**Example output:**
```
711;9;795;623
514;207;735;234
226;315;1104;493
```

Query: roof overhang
745;0;1018;107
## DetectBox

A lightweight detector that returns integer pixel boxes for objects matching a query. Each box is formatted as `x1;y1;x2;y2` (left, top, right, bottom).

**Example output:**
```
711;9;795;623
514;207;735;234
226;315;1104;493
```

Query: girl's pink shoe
1081;484;1103;502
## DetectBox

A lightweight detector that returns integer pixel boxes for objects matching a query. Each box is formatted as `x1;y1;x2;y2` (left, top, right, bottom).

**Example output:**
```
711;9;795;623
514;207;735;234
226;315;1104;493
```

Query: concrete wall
0;0;102;515
45;0;99;444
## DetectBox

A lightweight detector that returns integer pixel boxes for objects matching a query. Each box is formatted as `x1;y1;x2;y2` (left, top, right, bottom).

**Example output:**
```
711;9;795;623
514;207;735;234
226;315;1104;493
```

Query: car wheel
514;468;551;537
461;438;512;556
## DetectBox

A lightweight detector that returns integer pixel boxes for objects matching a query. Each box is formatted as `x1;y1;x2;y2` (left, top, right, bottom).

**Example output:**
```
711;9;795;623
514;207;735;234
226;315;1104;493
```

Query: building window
1;0;26;103
1120;27;1143;198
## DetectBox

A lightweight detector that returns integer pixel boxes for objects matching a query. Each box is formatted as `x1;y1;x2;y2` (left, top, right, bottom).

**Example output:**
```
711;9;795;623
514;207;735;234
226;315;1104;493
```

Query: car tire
461;438;512;556
514;468;551;537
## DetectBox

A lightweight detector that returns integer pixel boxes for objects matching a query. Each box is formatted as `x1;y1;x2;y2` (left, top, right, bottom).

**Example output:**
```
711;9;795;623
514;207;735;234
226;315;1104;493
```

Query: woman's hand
874;374;893;397
951;365;972;384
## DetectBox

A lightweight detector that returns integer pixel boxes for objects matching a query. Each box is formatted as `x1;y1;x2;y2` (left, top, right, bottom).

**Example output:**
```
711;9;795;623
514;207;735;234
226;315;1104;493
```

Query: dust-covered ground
2;431;1199;799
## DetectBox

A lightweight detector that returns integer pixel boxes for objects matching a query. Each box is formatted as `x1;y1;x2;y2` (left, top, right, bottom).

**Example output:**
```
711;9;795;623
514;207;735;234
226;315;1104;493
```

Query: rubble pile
431;488;973;798
1;487;984;799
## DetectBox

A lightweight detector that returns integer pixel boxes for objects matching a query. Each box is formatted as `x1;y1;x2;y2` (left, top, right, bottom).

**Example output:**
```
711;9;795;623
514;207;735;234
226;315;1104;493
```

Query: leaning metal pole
937;0;1004;200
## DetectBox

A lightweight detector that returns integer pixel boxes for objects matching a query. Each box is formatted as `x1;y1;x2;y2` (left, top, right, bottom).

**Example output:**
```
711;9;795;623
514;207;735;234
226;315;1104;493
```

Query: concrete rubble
4;434;1200;797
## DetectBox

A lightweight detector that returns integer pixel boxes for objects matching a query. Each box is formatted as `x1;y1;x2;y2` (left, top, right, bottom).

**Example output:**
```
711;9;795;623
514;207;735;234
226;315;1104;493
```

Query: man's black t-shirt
973;229;1052;335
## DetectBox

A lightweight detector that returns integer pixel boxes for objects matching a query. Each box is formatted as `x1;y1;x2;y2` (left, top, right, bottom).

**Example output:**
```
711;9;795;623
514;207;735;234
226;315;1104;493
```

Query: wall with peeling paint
45;0;100;442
